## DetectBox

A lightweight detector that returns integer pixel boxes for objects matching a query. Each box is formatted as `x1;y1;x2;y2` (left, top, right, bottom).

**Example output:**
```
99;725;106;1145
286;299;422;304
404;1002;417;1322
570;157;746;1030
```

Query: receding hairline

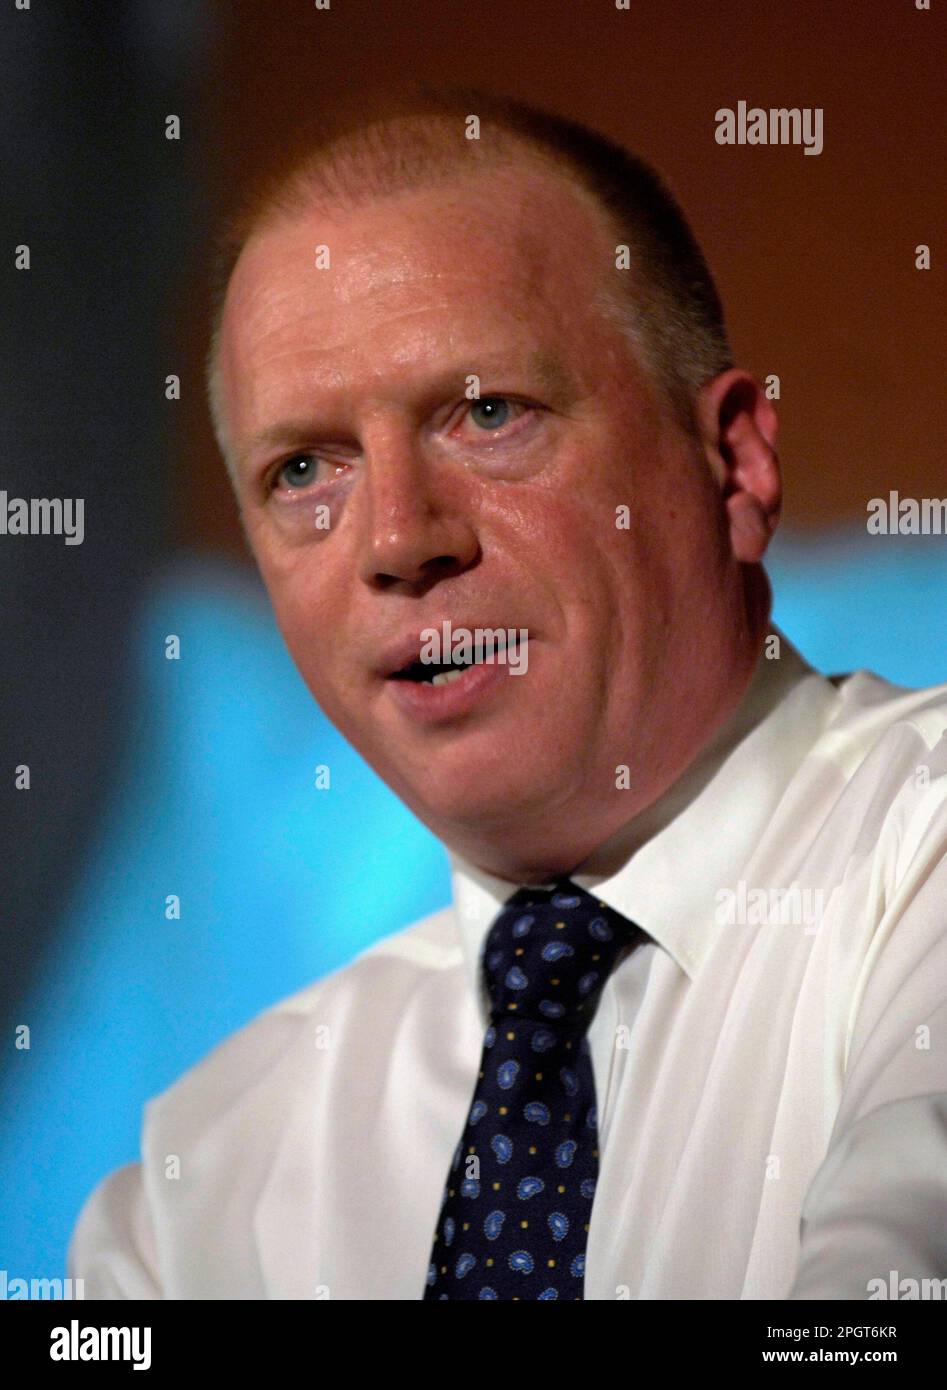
229;139;629;333
211;119;632;335
236;117;624;246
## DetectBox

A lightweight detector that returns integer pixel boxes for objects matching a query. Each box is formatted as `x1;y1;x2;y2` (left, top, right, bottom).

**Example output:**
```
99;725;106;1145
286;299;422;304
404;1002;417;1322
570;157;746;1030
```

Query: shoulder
814;669;947;907
814;669;947;827
822;667;947;765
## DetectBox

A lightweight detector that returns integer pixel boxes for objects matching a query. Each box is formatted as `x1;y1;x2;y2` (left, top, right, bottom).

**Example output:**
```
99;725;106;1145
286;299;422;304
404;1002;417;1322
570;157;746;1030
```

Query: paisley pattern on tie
423;879;644;1300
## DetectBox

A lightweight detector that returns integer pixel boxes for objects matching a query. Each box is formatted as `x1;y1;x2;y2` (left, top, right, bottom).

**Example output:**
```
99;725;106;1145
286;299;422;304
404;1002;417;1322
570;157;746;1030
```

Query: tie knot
482;878;643;1028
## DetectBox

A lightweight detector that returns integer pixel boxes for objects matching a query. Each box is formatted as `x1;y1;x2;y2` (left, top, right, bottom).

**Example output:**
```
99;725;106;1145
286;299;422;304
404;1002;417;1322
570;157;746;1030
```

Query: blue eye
278;454;319;489
469;397;511;430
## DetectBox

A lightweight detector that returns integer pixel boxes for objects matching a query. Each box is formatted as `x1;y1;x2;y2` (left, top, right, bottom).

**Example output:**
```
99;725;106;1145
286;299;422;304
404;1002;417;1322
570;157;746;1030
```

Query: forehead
217;163;620;447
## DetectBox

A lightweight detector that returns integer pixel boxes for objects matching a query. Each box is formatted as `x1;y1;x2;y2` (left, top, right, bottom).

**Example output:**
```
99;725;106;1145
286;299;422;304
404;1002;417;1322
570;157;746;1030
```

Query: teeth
430;667;468;687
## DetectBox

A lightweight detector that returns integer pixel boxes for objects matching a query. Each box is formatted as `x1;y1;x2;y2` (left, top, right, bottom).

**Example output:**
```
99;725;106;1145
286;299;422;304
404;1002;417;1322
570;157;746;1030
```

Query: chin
400;757;569;834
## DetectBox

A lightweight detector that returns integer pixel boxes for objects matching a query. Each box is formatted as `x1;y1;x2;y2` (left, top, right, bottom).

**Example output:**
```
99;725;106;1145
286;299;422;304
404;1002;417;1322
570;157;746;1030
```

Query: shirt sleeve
67;1161;162;1299
788;798;947;1299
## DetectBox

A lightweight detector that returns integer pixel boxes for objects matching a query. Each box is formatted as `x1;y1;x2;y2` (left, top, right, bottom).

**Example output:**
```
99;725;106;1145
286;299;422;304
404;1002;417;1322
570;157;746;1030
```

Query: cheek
250;526;327;627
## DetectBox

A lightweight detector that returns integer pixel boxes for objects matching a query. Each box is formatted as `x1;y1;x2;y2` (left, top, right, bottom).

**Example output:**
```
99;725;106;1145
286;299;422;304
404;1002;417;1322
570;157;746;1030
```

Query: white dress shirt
68;631;947;1299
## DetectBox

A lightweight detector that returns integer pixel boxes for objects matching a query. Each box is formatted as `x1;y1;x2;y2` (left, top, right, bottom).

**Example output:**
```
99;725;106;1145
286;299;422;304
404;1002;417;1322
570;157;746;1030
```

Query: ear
695;369;782;563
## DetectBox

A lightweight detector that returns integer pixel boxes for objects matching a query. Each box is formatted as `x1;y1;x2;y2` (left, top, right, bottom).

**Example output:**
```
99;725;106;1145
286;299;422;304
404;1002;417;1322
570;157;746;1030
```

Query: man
69;90;947;1300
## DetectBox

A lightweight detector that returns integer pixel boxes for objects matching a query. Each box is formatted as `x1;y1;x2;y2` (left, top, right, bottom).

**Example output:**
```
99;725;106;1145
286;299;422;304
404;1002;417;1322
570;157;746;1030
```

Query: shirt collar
447;627;841;1011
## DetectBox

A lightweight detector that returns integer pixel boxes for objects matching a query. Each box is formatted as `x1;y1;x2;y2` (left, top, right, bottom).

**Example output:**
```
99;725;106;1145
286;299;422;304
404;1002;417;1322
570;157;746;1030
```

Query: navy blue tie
423;877;645;1300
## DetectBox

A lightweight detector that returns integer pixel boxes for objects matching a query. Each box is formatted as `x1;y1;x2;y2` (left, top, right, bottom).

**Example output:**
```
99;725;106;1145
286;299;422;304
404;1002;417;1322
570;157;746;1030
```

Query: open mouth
389;637;525;687
391;659;476;687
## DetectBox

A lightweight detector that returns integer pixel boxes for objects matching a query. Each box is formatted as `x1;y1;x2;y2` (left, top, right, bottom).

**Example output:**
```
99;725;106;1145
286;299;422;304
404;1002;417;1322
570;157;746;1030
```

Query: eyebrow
237;349;576;470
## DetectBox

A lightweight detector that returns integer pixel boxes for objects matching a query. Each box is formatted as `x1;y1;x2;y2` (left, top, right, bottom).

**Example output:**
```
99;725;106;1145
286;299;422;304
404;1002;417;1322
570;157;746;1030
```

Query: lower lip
384;645;530;725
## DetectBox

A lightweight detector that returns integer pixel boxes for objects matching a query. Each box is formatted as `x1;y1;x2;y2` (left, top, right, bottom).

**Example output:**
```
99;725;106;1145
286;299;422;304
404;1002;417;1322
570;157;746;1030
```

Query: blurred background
1;0;944;1281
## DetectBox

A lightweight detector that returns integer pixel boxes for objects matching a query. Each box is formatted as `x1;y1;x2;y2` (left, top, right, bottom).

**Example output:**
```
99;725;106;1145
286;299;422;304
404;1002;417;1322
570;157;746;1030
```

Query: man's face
217;161;753;878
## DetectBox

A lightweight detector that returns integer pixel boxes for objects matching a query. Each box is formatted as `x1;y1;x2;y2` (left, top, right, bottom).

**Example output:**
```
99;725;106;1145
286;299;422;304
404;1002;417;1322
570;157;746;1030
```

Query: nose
355;425;480;592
